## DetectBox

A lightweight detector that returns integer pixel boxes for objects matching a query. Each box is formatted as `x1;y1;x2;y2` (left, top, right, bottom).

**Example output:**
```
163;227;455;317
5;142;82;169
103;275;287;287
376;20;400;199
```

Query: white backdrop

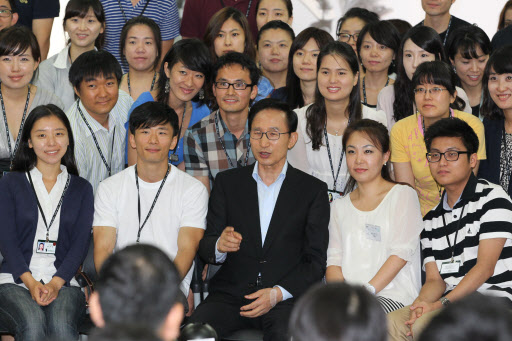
49;0;506;58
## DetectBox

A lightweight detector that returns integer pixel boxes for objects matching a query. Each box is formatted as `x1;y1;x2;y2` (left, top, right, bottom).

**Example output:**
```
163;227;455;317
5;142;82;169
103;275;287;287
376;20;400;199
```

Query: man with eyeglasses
388;118;512;341
184;52;259;193
0;0;17;30
189;98;329;340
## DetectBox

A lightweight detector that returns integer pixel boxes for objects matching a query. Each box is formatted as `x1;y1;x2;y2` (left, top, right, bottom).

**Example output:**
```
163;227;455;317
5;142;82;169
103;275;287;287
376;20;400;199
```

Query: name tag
440;260;461;274
365;224;381;242
36;240;57;254
328;190;343;203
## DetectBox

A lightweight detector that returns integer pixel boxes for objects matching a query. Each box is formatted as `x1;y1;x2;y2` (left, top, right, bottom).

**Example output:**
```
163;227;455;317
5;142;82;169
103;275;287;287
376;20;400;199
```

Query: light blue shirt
215;161;292;300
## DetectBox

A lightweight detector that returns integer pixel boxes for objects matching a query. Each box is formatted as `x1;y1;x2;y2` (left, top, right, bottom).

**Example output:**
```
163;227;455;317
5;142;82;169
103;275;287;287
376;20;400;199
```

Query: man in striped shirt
388;118;512;341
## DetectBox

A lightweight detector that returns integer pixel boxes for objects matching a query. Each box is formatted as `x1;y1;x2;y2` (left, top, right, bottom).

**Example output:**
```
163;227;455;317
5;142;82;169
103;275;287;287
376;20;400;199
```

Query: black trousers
189;291;294;341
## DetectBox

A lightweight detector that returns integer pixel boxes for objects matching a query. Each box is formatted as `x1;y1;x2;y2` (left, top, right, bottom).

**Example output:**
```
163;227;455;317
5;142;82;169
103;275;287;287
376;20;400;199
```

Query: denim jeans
0;283;86;341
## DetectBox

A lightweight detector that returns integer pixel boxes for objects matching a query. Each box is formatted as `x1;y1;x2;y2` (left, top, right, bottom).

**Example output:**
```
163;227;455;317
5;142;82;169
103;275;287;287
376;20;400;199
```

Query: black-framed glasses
214;81;253;90
250;131;290;140
337;33;359;42
0;9;13;18
426;151;470;163
413;87;449;96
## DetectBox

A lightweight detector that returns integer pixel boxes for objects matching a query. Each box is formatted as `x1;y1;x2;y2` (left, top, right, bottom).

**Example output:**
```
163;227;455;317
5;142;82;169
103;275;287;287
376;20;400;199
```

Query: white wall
49;0;506;58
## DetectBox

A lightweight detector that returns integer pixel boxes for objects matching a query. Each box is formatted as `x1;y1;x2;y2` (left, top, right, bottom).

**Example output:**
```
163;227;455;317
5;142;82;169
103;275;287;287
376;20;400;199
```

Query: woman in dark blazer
0;105;93;340
478;46;512;198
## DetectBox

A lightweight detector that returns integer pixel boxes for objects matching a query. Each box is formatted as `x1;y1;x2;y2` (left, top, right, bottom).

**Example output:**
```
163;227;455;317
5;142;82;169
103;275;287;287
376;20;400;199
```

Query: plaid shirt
184;110;255;187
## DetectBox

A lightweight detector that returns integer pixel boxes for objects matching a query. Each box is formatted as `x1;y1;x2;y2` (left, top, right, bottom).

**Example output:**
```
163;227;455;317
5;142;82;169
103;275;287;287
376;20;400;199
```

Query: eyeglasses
0;9;13;18
250;131;290;140
413;87;450;96
426;151;470;163
214;81;253;90
337;33;359;42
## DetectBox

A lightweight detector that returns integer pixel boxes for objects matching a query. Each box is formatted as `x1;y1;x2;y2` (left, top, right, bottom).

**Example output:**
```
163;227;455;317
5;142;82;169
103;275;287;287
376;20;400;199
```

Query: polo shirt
422;174;512;301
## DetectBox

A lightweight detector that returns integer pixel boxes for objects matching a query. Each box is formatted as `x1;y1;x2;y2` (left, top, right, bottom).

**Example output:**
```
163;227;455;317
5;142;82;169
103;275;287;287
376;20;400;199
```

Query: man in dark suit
189;99;330;340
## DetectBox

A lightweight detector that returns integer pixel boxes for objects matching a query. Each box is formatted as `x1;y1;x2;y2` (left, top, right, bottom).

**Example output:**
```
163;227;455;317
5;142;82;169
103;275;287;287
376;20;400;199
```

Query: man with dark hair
189;98;329;340
93;102;208;311
67;50;134;193
0;0;17;30
89;244;184;341
184;52;260;193
388;118;512;340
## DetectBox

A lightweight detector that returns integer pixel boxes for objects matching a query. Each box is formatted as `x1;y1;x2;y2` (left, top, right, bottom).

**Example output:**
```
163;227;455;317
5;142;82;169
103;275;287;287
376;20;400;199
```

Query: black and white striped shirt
422;174;512;301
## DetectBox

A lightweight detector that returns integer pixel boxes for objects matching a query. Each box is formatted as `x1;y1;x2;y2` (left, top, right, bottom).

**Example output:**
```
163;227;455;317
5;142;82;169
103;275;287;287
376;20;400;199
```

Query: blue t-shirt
254;76;274;104
125;92;210;165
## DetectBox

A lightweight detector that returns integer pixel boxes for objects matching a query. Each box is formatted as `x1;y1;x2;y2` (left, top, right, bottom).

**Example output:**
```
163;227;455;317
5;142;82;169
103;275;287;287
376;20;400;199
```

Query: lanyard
1;84;31;164
422;16;452;46
117;0;151;23
440;200;465;263
500;122;512;187
127;72;157;98
77;102;116;176
169;102;187;162
324;122;349;192
219;0;253;17
27;171;71;242
362;77;389;106
214;111;251;168
135;164;170;242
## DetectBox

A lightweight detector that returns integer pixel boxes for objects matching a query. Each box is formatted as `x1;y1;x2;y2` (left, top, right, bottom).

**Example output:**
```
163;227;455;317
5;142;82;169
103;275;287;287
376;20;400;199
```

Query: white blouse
327;184;423;305
287;104;388;192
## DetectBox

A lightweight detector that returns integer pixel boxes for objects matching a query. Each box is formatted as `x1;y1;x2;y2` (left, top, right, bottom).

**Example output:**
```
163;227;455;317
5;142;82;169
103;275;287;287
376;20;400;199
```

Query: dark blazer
0;171;94;285
478;118;512;197
198;163;330;300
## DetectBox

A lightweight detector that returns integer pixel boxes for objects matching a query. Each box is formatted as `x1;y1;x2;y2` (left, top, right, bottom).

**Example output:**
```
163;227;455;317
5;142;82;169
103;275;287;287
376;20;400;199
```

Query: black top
270;87;287;103
492;24;512;50
471;105;480;118
415;15;472;52
15;0;60;29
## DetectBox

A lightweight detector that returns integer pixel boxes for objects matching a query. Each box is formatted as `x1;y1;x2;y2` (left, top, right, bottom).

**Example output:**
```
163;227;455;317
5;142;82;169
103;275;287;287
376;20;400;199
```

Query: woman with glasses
326;119;423;314
287;41;387;203
478;46;512;198
335;7;379;54
390;61;485;216
377;26;471;129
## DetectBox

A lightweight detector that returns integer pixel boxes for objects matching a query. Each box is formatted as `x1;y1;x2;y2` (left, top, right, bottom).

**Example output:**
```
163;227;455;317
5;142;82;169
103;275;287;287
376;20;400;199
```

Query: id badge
365;224;381;242
328;189;343;203
440;260;461;274
36;240;57;254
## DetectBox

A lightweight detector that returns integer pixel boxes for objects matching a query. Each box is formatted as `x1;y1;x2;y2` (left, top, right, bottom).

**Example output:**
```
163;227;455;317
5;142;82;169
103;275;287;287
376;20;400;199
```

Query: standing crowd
0;0;512;340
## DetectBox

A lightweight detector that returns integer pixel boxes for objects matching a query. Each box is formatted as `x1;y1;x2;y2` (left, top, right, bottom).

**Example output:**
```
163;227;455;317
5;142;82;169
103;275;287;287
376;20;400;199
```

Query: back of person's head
256;19;295;46
387;19;412;39
129;101;179;137
90;324;162;341
481;45;512;120
498;0;512;31
119;16;162;71
69;50;122;91
446;25;492;62
248;98;297;133
11;104;79;176
336;7;379;37
212;52;260;87
424;117;479;155
92;244;182;333
179;323;218;341
289;282;387;341
419;293;512;341
63;0;105;49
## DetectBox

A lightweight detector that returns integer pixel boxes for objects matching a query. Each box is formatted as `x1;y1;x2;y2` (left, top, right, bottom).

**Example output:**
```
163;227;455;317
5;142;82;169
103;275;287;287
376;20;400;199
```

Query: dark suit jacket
478;118;512;197
198;163;330;300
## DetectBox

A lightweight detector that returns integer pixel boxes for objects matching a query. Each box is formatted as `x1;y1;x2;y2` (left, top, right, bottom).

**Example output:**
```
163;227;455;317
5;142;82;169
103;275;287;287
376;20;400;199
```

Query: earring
165;79;170;94
199;89;204;100
453;66;457;74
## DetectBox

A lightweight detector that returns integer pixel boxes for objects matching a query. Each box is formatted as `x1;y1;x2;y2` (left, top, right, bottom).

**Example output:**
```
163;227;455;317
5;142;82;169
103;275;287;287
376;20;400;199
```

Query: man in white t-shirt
92;101;208;305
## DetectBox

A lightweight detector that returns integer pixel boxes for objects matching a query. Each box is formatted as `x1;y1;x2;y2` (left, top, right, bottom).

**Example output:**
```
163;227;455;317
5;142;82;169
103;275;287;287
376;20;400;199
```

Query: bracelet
439;296;450;307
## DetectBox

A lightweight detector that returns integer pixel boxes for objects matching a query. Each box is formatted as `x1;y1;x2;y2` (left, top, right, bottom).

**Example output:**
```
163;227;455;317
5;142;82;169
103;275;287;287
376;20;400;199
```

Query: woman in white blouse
287;41;386;202
325;119;423;314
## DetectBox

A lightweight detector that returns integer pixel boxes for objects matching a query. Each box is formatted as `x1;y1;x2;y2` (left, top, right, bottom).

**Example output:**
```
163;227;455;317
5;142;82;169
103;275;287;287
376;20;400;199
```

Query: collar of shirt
28;165;69;202
78;99;117;137
217;110;249;140
54;45;98;69
252;160;288;187
439;173;478;212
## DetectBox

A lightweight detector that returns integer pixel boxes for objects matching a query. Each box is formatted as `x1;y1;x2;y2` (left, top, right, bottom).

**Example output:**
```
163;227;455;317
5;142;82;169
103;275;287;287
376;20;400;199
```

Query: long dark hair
63;0;105;49
342;119;393;194
286;27;333;109
306;41;362;150
11;105;79;175
119;16;162;72
481;46;512;120
203;7;256;63
498;0;512;31
356;21;401;74
155;39;212;106
393;26;447;122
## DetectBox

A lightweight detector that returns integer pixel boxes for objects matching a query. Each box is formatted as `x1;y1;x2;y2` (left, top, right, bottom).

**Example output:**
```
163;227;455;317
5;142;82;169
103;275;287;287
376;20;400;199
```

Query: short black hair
257;20;295;46
129;101;179;137
419;293;512;341
95;244;181;331
446;25;492;61
256;0;293;18
336;7;379;37
357;20;401;74
5;0;16;12
248;98;297;132
424;117;479;155
89;324;161;341
69;50;122;91
213;52;260;87
481;46;512;120
0;26;40;61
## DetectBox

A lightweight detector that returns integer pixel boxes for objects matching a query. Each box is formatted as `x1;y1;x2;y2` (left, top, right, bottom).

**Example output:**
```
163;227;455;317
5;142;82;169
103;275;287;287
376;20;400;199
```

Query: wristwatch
363;283;376;295
439;296;450;307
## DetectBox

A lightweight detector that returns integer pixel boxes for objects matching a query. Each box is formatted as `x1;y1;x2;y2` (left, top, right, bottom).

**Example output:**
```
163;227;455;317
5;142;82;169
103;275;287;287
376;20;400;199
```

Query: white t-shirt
327;184;423;306
93;165;208;295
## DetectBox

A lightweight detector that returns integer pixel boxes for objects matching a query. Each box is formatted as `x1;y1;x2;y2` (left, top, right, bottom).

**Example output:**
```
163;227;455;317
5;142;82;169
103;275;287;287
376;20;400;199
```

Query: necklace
362;76;389;106
127;71;157;97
